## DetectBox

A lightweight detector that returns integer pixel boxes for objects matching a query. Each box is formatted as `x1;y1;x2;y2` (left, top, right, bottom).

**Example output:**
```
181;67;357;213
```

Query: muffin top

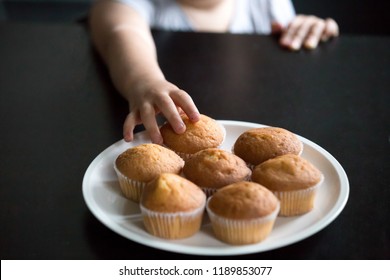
251;154;323;191
207;181;279;219
160;114;224;154
141;173;206;213
233;127;303;166
115;143;184;182
183;148;251;189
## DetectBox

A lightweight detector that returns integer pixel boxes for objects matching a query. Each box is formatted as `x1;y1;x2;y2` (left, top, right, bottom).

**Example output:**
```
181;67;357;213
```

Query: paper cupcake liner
206;199;280;245
175;151;195;161
114;164;146;203
246;162;256;170
273;176;324;216
140;203;205;239
200;187;218;198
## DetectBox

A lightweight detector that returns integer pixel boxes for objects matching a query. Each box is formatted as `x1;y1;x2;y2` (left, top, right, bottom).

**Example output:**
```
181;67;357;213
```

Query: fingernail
176;122;186;134
305;38;318;49
189;112;200;122
123;133;133;142
291;40;301;50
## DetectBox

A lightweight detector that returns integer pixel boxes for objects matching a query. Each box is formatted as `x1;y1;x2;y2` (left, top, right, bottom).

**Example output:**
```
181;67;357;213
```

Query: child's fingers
303;20;326;49
280;15;305;49
170;89;200;123
281;15;320;50
290;16;321;50
155;92;187;135
281;16;339;50
123;110;140;142
139;104;163;144
176;107;185;115
321;18;339;42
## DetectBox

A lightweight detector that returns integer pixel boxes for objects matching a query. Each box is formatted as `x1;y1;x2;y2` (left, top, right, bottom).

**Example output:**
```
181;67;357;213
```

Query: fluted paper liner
206;198;280;245
114;164;146;203
140;203;205;239
273;175;324;216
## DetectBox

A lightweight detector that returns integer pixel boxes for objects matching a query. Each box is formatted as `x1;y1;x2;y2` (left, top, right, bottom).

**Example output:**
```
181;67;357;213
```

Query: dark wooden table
0;22;389;259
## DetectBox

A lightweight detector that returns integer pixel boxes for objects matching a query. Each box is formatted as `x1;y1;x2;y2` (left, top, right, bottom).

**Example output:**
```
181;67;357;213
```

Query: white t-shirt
116;0;295;34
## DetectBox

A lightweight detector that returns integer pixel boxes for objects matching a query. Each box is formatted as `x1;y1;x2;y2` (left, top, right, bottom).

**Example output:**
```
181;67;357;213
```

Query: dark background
1;0;390;35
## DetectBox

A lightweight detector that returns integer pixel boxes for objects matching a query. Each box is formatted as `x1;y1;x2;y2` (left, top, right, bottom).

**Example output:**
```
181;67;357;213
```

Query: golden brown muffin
183;148;251;196
233;127;303;167
251;154;323;216
140;173;206;239
114;143;184;202
160;114;225;160
206;181;279;245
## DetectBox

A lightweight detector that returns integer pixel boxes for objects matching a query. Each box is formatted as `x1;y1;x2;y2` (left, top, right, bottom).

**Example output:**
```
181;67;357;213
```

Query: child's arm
89;0;200;144
276;15;339;50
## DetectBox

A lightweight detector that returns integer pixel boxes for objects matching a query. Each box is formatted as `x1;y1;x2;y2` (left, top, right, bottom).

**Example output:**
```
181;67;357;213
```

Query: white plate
82;120;349;256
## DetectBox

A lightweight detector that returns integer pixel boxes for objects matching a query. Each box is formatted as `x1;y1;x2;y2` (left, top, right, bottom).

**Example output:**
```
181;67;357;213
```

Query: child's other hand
123;79;200;144
274;15;339;51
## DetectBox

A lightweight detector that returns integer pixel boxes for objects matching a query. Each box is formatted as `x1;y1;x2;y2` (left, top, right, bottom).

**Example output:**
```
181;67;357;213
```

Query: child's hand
123;78;200;144
274;15;339;50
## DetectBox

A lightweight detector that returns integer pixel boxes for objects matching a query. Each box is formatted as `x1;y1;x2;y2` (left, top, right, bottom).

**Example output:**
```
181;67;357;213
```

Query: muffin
251;154;324;216
206;181;280;245
160;114;225;160
233;127;303;168
114;143;184;202
140;173;206;239
183;148;251;197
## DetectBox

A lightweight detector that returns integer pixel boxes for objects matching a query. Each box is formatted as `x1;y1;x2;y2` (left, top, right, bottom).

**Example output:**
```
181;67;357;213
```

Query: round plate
82;121;349;255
